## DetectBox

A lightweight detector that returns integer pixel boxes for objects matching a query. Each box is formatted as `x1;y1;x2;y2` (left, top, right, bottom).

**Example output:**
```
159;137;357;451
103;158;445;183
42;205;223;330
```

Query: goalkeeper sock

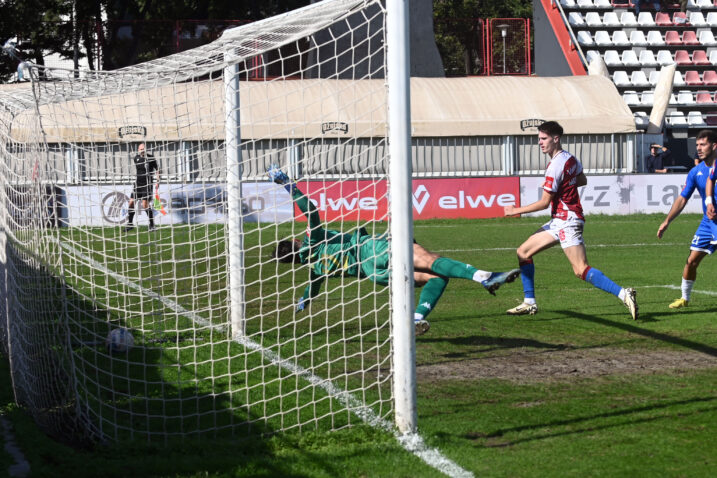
147;207;154;227
583;266;621;298
519;259;535;301
127;207;135;225
430;257;484;281
414;277;448;320
682;278;694;301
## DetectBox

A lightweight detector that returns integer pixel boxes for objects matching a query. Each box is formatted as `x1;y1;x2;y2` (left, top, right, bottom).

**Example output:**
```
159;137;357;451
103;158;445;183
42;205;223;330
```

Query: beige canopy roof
9;75;635;143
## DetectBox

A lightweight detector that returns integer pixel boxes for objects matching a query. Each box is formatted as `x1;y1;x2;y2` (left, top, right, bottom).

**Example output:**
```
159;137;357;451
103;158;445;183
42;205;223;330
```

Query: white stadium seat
709;50;717;65
585;12;602;27
688;111;706;126
593;0;611;7
622;90;640;105
656;50;674;65
621;50;640;67
637;12;656;27
674;71;686;86
631;70;650;87
613;70;631;86
707;12;717;27
594;30;612;46
578;31;594;46
689;12;708;27
603;12;620;27
640;91;655;105
604;50;622;66
577;0;594;7
611;30;630;46
696;0;713;8
561;0;577;6
620;12;638;27
569;12;585;27
634;112;649;128
648;70;660;86
629;30;648;46
646;30;665;46
699;30;717;46
639;50;658;66
667;112;687;127
677;90;696;105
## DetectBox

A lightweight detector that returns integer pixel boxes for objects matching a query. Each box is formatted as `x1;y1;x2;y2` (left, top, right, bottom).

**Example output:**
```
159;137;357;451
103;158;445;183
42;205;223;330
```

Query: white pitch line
433;242;683;254
642;284;717;297
57;239;472;478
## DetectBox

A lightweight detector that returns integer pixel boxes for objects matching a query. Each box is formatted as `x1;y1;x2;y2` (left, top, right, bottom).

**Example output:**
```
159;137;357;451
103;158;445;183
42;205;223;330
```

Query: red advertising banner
295;177;520;221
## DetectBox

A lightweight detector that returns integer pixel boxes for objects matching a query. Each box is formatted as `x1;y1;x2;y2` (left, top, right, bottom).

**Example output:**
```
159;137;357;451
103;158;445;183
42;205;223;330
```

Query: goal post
0;0;416;443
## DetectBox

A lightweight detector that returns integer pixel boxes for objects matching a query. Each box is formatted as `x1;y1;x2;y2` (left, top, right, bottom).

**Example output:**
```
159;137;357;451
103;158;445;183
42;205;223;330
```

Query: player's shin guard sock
414;277;448;320
430;257;483;281
583;266;622;297
519;259;535;302
147;207;154;227
682;278;694;301
127;208;135;225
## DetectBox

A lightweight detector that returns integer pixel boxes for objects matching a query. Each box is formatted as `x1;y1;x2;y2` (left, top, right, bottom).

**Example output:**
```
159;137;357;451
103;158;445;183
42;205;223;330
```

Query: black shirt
133;153;158;185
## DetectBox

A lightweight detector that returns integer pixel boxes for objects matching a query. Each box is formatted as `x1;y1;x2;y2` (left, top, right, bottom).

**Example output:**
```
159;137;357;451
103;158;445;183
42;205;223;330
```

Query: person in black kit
645;143;670;173
126;143;159;231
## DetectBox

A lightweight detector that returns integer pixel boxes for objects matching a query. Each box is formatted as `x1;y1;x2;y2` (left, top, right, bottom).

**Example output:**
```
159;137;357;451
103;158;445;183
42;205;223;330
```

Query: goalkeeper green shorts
358;235;390;286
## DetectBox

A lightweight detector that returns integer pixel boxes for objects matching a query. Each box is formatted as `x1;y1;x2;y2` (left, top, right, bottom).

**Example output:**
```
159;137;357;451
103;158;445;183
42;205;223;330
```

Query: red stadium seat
692;50;710;65
682;31;700;45
703;70;717;85
674;50;691;65
672;12;689;25
685;70;703;85
665;30;682;45
696;91;713;104
656;13;673;26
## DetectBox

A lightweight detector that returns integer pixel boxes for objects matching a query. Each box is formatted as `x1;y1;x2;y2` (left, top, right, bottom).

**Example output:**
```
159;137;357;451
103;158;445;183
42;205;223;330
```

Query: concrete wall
532;0;573;77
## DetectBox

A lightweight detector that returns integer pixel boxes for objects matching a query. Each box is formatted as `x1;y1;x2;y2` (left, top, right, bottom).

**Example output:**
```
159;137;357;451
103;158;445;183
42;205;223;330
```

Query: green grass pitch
2;213;717;477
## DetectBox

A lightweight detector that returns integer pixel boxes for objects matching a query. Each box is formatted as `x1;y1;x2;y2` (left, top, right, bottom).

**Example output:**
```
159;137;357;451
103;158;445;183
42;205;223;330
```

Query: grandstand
535;0;717;166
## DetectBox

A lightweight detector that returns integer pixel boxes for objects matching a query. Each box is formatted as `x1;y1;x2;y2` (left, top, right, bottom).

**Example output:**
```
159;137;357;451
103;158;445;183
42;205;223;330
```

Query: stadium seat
665;31;682;45
586;12;603;27
648;70;661;85
698;30;717;46
677;90;696;105
695;0;713;7
692;50;710;65
666;112;688;127
709;50;717;65
656;13;673;27
593;0;611;7
640;90;655;105
577;0;594;8
604;50;622;66
623;90;641;105
696;91;714;103
688;111;707;126
561;0;577;6
603;12;620;27
689;12;708;27
621;50;640;66
612;70;631;86
637;12;656;27
682;31;700;46
594;30;613;46
578;31;594;45
647;30;665;46
586;50;602;64
703;70;717;85
656;50;674;65
674;70;686;86
672;12;689;26
707;12;717;27
629;30;648;46
620;12;638;27
706;112;717;126
674;50;692;65
612;30;630;46
685;70;703;85
569;12;585;26
634;112;649;128
631;70;650;86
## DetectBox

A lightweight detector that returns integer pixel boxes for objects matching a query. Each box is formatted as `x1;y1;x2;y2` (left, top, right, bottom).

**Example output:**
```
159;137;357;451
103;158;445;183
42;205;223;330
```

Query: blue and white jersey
680;161;717;219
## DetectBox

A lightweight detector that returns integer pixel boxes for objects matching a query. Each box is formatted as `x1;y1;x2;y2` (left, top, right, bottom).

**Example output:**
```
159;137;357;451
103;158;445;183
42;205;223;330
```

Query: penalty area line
56;240;473;478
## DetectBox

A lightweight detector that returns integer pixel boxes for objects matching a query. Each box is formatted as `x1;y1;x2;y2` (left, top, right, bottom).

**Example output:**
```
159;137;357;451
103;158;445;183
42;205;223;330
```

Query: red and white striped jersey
543;150;584;221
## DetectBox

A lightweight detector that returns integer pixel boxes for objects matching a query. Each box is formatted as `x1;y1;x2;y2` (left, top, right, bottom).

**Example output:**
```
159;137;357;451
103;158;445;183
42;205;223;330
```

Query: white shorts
540;217;585;249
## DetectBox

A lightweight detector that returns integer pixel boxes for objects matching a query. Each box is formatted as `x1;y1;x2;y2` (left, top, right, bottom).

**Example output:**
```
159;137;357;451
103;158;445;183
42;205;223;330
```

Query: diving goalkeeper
268;165;520;336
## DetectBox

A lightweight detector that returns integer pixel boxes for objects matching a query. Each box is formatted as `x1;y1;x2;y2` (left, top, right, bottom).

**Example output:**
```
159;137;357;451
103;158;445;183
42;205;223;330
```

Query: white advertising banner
62;182;293;227
519;173;703;217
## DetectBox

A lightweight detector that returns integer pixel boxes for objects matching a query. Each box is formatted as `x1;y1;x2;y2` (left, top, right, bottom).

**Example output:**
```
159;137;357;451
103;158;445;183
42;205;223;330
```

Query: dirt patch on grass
417;347;717;384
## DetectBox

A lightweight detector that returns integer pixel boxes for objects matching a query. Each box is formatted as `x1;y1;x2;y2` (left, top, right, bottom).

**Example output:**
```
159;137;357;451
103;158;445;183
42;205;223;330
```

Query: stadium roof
7;75;635;143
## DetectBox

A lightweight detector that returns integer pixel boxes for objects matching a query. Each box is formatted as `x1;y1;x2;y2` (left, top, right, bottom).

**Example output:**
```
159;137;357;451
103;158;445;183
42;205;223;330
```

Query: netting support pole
225;52;246;338
387;0;416;434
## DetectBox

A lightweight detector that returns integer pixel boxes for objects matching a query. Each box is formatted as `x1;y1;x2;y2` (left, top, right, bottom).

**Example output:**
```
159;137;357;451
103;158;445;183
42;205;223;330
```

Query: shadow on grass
420;335;569;358
559;309;717;357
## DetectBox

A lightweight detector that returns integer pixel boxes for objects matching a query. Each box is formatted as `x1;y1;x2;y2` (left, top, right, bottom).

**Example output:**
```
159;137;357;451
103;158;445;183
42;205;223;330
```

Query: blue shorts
690;217;717;254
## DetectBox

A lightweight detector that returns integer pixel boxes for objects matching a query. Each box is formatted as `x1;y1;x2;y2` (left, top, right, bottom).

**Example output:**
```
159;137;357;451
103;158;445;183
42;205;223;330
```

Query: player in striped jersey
503;121;638;319
268;165;520;336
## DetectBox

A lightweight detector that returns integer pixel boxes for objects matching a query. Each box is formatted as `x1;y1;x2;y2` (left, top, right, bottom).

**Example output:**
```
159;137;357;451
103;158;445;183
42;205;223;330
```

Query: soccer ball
106;327;134;354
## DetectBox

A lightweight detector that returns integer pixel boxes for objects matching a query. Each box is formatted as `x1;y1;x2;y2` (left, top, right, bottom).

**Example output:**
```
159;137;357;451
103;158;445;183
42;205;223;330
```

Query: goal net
0;0;411;444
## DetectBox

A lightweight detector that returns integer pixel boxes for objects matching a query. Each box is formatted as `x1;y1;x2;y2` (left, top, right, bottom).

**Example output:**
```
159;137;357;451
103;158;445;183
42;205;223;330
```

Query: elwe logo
412;178;520;219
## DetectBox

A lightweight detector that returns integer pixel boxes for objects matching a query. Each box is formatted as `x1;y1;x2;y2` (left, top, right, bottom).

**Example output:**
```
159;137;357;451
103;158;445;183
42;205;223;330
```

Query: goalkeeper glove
267;164;291;185
296;297;308;312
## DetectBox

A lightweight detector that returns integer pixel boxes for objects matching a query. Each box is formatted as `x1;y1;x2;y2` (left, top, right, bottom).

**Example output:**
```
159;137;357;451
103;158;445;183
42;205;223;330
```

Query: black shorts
132;182;152;201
